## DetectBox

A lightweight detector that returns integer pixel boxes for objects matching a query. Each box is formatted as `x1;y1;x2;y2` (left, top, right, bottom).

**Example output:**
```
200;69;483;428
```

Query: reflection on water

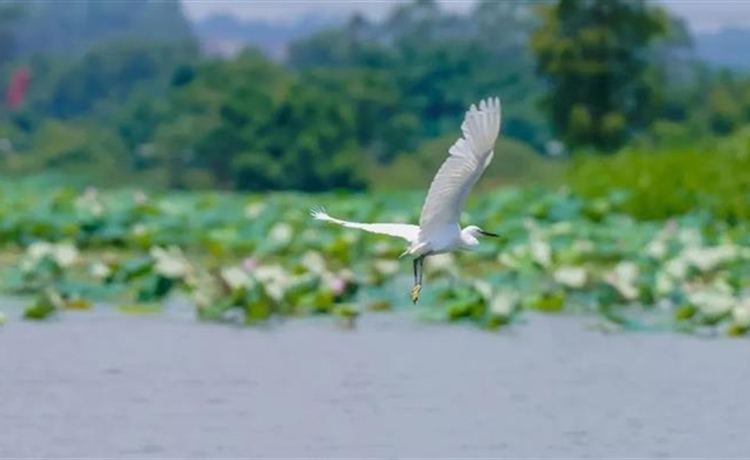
0;307;749;458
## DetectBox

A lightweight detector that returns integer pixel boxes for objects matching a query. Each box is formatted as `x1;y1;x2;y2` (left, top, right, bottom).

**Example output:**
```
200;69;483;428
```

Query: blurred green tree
530;0;670;151
147;50;367;191
288;0;549;154
30;39;199;119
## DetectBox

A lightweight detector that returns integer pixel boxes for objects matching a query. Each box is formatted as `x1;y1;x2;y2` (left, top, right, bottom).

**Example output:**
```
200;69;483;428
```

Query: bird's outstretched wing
311;209;420;243
418;97;502;239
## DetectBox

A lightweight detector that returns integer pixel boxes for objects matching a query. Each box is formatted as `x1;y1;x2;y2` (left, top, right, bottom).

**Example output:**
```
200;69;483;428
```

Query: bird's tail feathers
310;207;361;228
310;207;420;243
310;207;333;222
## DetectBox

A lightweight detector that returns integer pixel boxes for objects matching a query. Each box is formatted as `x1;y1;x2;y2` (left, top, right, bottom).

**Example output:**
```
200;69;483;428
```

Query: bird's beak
478;230;500;238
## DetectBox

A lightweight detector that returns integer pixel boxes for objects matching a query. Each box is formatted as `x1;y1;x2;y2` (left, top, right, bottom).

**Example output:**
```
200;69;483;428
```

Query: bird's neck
459;228;480;249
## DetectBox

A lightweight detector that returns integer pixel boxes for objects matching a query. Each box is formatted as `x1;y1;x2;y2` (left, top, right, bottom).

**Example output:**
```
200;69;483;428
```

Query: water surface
1;306;748;458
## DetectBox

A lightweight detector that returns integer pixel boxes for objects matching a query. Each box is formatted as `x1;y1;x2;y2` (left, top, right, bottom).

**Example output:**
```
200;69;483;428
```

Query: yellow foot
411;284;422;304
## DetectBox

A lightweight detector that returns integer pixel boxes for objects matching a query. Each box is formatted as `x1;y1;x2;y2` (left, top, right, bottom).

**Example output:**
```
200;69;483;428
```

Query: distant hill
192;14;340;59
193;13;750;72
10;0;195;57
11;0;747;73
694;27;750;71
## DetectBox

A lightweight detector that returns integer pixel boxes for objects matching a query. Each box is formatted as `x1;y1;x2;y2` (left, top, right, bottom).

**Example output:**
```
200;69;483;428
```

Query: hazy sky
181;0;750;33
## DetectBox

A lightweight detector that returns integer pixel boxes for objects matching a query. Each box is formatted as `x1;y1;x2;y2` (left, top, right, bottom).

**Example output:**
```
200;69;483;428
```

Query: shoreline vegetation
2;127;750;337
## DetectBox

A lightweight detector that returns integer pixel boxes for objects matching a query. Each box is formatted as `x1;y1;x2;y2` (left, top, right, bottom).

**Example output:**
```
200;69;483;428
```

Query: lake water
1;304;748;458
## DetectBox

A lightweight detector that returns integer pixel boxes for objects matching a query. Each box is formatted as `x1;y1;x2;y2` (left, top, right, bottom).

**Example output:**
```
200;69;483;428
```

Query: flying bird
312;96;502;304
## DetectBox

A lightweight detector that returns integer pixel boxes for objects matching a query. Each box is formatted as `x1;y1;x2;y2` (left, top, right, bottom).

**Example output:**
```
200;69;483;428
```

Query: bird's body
312;96;502;303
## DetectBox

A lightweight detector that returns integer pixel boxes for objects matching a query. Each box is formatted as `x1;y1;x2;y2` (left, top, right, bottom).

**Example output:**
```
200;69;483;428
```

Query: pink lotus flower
242;257;259;273
329;276;347;296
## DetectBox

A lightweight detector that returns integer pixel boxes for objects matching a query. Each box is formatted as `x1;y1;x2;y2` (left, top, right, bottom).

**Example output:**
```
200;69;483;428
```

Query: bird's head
462;225;500;243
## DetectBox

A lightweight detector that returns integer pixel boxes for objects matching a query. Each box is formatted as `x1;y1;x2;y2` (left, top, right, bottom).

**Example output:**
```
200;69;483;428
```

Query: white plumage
312;96;502;303
310;210;419;243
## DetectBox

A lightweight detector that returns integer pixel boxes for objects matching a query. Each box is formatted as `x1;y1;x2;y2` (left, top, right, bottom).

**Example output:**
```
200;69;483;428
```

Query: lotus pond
1;179;750;337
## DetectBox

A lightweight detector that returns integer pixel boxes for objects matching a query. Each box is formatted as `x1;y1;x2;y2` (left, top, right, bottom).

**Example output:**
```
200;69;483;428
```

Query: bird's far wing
418;97;502;237
311;209;420;243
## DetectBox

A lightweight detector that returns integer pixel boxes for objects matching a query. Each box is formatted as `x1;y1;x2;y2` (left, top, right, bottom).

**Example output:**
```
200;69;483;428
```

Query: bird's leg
412;257;418;285
411;256;424;304
418;255;424;286
411;258;419;303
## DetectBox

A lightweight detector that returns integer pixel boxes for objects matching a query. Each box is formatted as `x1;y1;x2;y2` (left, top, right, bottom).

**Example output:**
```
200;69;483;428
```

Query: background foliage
0;0;748;216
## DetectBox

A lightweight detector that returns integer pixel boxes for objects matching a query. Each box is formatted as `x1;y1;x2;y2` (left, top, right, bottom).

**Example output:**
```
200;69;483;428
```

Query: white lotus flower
687;284;734;318
677;228;702;247
27;241;54;262
253;264;289;282
426;253;457;276
373;259;399;276
615;261;638;283
190;273;221;309
473;280;493;302
655;270;674;296
90;262;111;279
664;256;689;281
530;237;552;267
23;241;79;269
253;264;289;301
498;246;523;269
732;298;750;328
220;266;254;291
684;245;738;272
554;266;587;288
490;289;520;317
301;251;326;274
269;222;293;244
646;239;667;259
607;261;639;301
75;186;104;216
53;243;79;267
150;246;190;279
244;202;265;219
133;190;148;206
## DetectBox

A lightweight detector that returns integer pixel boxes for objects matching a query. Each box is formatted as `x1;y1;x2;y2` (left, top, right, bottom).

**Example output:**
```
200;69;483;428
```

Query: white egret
312;96;502;304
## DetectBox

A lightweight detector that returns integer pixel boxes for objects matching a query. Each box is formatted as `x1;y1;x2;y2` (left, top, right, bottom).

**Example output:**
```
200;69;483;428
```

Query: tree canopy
530;0;670;151
0;0;749;191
